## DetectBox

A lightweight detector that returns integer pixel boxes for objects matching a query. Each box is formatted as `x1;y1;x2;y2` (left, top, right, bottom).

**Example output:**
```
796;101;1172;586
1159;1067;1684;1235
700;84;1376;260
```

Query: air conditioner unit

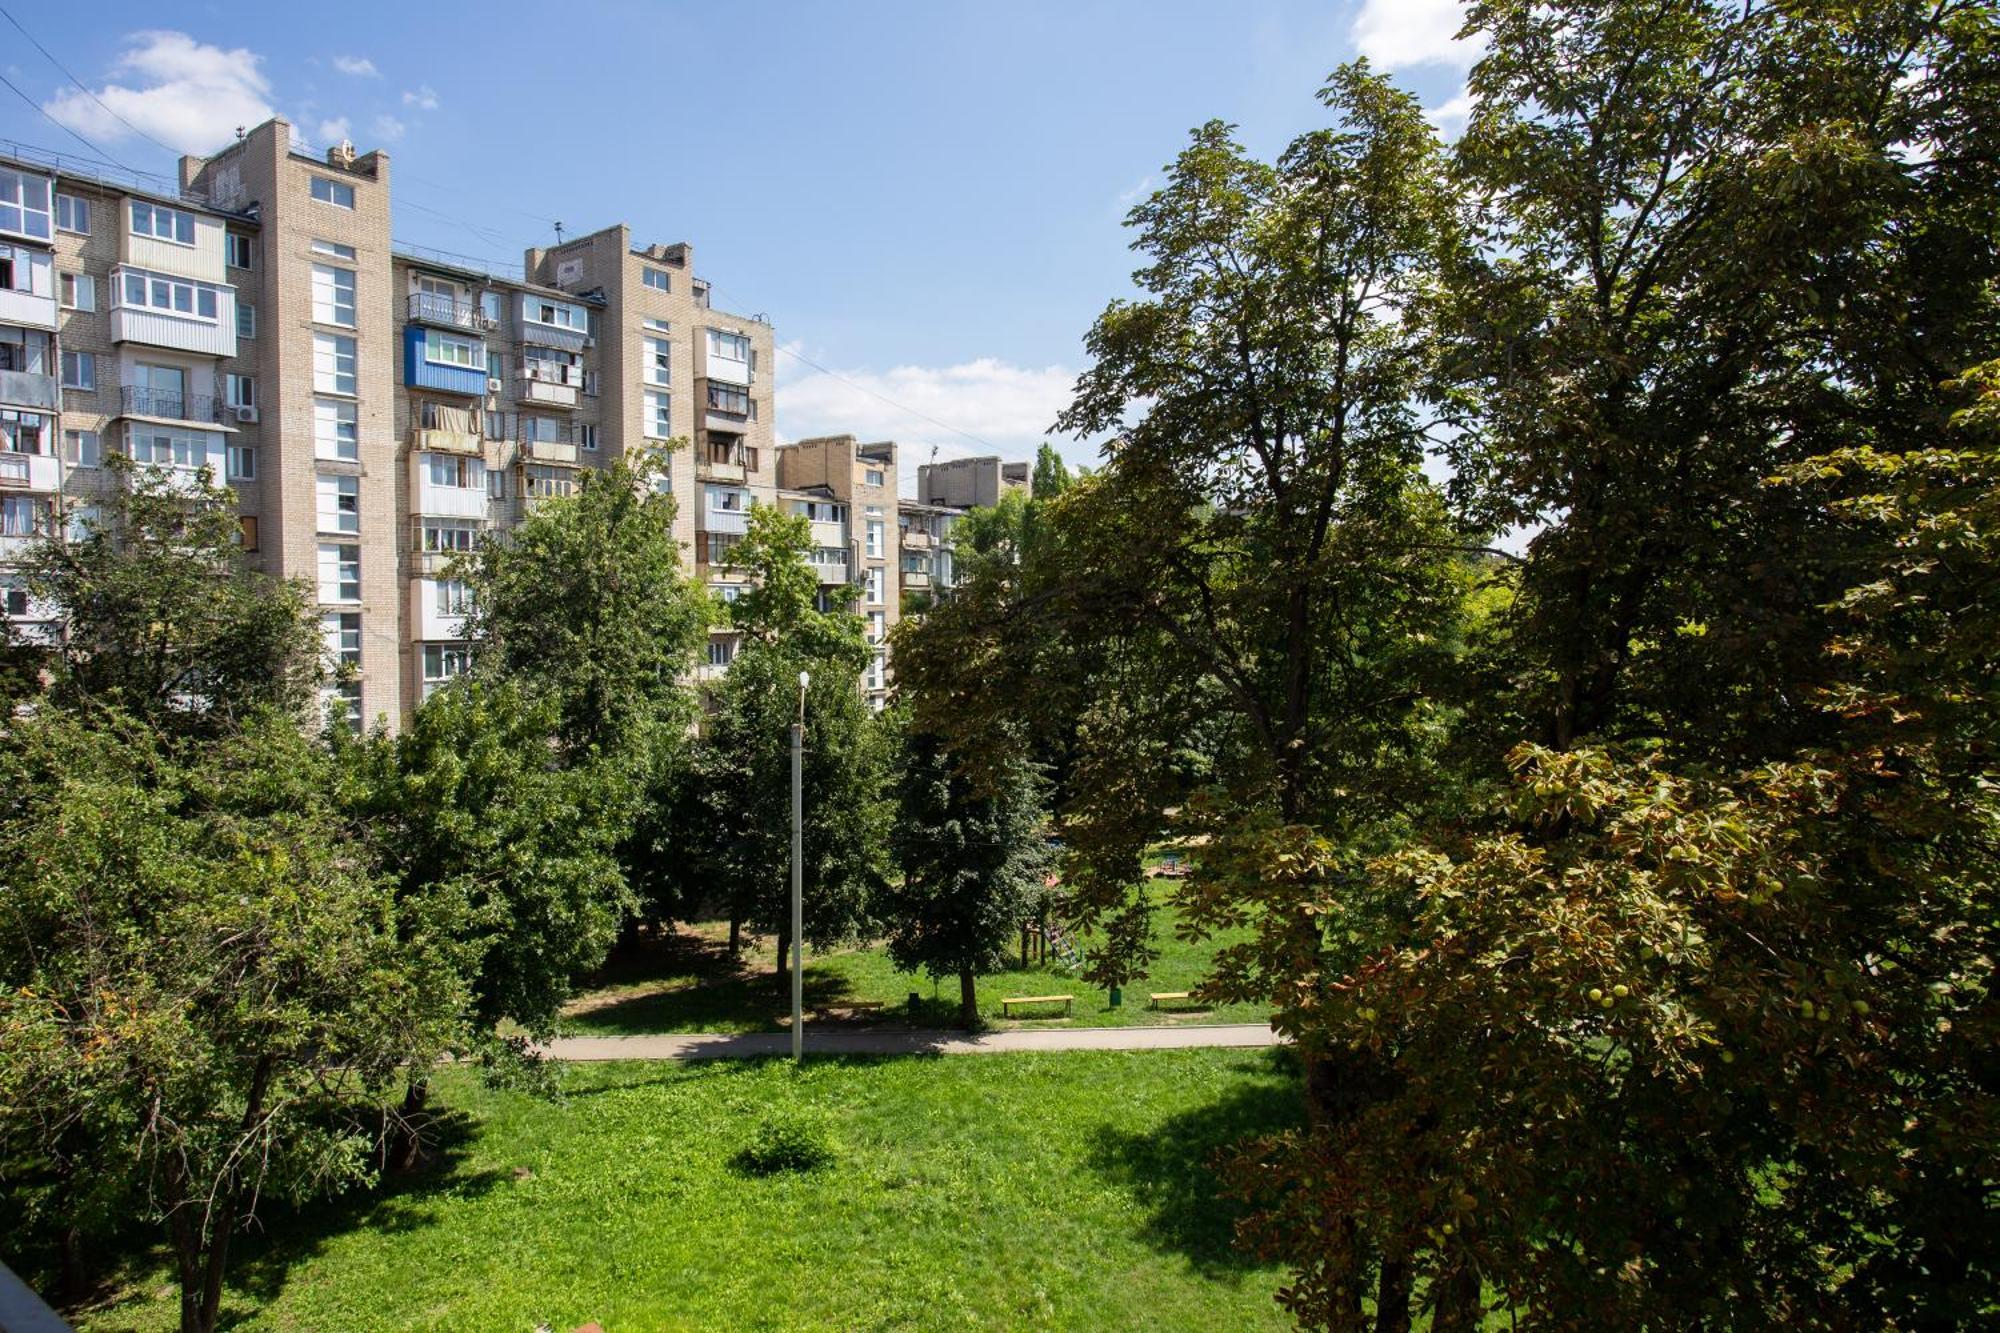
234;404;259;424
487;377;503;392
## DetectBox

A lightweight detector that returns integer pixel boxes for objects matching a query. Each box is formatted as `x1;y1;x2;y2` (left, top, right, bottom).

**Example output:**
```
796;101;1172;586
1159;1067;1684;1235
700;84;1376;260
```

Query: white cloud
1352;0;1483;71
371;114;406;141
314;116;351;145
775;351;1094;487
1425;89;1475;132
1117;174;1157;208
43;30;274;155
402;85;439;111
331;55;379;77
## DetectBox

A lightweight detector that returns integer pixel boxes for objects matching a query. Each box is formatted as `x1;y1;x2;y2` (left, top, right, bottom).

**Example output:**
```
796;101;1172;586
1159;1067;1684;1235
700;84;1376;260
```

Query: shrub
733;1104;836;1176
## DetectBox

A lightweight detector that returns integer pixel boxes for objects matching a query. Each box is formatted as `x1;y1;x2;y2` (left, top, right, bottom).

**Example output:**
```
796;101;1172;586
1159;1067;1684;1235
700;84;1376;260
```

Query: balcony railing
407;291;493;331
120;385;224;423
521;438;580;466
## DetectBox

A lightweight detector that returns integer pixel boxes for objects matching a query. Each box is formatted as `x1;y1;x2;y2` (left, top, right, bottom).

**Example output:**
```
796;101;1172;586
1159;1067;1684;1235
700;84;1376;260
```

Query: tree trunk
1429;1261;1482;1331
775;931;790;979
1373;1254;1412;1333
728;910;741;958
388;1078;430;1173
959;967;978;1030
1020;925;1029;970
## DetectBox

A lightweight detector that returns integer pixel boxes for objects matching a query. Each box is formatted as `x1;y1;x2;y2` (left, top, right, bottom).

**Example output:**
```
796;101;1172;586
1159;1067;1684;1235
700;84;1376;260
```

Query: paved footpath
544;1022;1284;1062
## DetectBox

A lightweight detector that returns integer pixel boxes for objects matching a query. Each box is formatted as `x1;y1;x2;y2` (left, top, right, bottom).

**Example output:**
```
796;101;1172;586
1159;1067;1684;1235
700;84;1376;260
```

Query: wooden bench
1149;991;1197;1008
1001;994;1074;1017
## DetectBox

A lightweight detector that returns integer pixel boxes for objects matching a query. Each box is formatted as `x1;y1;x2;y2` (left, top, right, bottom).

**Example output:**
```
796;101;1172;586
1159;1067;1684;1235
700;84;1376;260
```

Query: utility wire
0;3;180;159
0;67;134;172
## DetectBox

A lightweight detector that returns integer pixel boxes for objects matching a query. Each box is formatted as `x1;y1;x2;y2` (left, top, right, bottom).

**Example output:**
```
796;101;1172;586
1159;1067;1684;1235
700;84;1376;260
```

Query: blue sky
0;0;1477;482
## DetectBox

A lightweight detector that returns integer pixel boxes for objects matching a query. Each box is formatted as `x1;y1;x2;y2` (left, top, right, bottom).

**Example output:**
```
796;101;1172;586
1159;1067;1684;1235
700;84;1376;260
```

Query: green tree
16;456;320;736
460;451;706;767
1029;442;1072;499
0;709;464;1333
884;723;1052;1027
683;505;887;972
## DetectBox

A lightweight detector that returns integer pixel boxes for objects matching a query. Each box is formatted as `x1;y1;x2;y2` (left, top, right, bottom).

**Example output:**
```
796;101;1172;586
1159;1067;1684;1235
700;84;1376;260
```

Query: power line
0;3;181;159
0;67;134;172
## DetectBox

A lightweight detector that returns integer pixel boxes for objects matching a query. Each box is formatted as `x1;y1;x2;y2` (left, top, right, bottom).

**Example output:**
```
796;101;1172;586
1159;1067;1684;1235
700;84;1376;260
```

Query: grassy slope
78;1049;1303;1332
569;882;1267;1035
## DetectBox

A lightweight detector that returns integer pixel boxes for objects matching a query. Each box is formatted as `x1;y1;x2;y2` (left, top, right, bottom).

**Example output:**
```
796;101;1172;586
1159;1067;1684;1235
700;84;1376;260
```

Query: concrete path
544;1022;1284;1062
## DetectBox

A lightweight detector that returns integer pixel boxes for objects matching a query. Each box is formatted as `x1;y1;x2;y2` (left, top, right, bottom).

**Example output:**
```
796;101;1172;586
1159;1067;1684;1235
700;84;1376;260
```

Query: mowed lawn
569;882;1268;1035
76;1048;1304;1332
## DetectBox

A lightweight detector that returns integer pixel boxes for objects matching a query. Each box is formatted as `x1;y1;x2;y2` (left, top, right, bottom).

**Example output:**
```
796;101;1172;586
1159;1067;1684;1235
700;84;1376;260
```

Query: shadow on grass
1084;1047;1305;1279
567;967;868;1035
211;1107;504;1327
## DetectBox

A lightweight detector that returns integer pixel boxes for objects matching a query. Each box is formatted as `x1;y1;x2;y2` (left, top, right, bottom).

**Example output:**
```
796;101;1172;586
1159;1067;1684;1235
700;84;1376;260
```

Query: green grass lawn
75;1048;1304;1332
568;881;1268;1035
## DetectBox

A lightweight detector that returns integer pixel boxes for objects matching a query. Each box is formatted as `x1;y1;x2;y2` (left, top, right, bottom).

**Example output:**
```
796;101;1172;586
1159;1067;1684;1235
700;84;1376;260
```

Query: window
4;581;29;618
484;409;505;439
707;328;751;365
867;651;886;691
421;518;480;552
865;468;885;487
716;584;743;603
239;515;259;551
0;169;52;240
519;415;562;444
706;381;749;415
869;611;885;643
237;303;256;338
706;639;735;669
423;643;471;691
0;409;46;456
487;466;509;500
479;290;502;324
321;612;361;671
434;579;472;616
227;445;257;481
311;237;356;260
59;272;94;311
643;390;671;439
317;542;361;602
127;426;221;472
581;423;600;451
866;520;884;558
641;317;670;334
424;453;483;489
705;531;743;565
314;333;356;395
117;268;220;320
226;234;252;269
54;193;89;235
61;350;94;390
316;473;359;532
314;398;358;461
225;374;255;409
310;176;356;209
130;201;196;245
0;495;51;537
865;566;883;605
644;336;671;386
423;328;482;369
327;680;362;730
709;487;748;513
64;429;100;467
642;266;671;292
524;464;574;499
311;264;356;327
799;500;845;523
524;297;587;332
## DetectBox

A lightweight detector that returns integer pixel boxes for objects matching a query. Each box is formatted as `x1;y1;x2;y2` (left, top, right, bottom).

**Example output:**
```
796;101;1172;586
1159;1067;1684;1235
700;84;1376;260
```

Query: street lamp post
792;670;808;1064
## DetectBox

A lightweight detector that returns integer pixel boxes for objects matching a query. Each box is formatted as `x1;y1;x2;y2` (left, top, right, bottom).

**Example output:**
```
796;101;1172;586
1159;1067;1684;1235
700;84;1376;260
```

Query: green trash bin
1108;986;1122;1009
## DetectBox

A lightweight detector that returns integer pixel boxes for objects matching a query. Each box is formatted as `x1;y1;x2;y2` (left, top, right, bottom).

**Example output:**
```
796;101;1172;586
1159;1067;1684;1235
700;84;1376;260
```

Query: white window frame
314;398;358;461
310;176;357;209
0;169;52;240
310;263;357;328
423;328;483;370
316;473;359;533
318;541;361;603
54;193;89;235
60;350;93;390
643;390;671;440
313;333;357;395
59;271;94;311
128;200;194;246
644;336;671;387
116;267;220;323
227;444;256;481
311;237;356;260
225;374;255;409
63;428;100;467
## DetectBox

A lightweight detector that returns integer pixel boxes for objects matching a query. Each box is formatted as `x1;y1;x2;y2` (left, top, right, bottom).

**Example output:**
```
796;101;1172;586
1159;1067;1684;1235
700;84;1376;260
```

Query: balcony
810;555;850;586
0;284;57;332
407;291;493;332
696;457;745;484
902;569;932;592
521;437;580;466
403;325;488;396
901;529;933;551
411;425;481;455
516;364;581;409
0;369;58;412
120;385;225;425
0;450;61;491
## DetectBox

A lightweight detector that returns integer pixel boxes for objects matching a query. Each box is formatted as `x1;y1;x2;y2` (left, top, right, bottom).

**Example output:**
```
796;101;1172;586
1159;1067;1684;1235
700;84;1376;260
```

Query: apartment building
915;454;1029;509
1;121;973;725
